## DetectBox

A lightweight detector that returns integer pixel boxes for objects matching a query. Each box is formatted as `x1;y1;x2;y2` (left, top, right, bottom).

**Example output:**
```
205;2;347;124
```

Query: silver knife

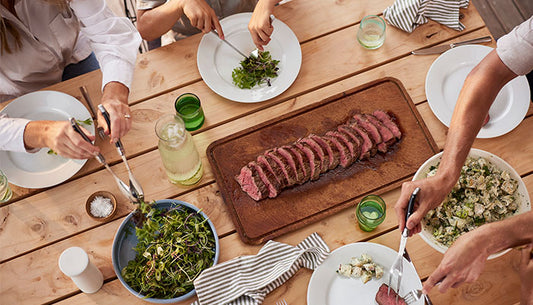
210;30;248;59
412;36;492;55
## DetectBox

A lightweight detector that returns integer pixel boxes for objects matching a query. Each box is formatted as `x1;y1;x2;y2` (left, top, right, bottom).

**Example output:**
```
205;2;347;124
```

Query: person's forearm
436;51;518;183
137;0;184;41
481;211;533;254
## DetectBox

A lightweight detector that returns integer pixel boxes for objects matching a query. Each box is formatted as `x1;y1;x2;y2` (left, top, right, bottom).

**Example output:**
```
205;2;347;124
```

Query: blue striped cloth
190;233;330;305
383;0;470;33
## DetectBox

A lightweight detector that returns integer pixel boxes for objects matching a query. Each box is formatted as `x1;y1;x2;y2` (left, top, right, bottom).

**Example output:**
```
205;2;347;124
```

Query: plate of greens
197;13;301;103
112;199;219;303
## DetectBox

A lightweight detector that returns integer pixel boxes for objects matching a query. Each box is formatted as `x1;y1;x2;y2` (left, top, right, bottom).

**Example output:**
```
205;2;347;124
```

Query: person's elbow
136;11;161;41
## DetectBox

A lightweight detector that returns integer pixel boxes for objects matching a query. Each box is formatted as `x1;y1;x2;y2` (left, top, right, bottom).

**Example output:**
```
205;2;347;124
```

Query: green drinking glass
356;194;386;231
174;93;205;131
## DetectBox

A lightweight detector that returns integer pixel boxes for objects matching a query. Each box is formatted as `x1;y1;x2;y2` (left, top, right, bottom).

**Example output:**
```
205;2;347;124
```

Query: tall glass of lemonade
155;114;203;185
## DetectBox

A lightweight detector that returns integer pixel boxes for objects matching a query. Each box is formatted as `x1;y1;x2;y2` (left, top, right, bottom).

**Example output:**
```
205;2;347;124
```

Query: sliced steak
256;154;287;188
373;110;402;139
294;142;321;181
309;135;340;170
323;134;352;168
337;125;363;159
375;284;407;305
348;123;376;159
264;149;297;187
352;113;386;153
277;146;306;184
235;164;269;201
299;136;328;173
364;114;395;145
249;161;280;198
326;131;358;165
287;145;312;183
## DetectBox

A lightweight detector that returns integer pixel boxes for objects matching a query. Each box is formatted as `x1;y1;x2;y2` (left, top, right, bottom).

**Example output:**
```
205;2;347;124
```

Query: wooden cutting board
207;78;439;244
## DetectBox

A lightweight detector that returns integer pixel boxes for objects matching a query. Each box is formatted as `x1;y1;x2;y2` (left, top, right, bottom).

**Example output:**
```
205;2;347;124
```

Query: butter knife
210;30;248;59
412;36;492;55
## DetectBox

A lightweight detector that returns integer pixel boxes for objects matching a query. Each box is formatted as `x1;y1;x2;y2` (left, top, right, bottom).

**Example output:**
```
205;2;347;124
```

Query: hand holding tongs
69;117;137;202
97;104;144;203
388;187;420;302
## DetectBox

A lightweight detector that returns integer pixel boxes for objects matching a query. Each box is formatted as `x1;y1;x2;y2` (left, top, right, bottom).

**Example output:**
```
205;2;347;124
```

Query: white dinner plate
197;13;302;103
425;45;530;138
307;242;423;305
0;91;94;188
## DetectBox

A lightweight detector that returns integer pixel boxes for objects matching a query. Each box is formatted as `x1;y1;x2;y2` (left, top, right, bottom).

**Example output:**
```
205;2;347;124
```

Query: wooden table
1;1;531;304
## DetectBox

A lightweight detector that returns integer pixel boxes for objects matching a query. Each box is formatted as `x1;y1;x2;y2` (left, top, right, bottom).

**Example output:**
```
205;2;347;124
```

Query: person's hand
248;0;278;50
395;174;454;235
178;0;223;38
520;244;533;305
23;120;99;159
99;82;132;143
423;228;491;294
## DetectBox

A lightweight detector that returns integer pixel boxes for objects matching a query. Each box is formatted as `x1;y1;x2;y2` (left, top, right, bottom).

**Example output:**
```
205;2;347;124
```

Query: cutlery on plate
211;15;276;59
97;105;144;203
69;117;136;202
412;36;492;55
78;86;106;140
210;30;249;59
388;187;420;302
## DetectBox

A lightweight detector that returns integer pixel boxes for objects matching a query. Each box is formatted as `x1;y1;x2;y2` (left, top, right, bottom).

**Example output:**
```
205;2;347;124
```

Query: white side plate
197;13;302;103
0;91;94;188
307;242;423;305
425;45;530;138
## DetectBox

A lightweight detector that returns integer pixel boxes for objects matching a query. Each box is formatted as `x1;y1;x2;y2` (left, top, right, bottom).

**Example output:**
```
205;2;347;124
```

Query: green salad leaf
122;201;216;299
232;51;280;89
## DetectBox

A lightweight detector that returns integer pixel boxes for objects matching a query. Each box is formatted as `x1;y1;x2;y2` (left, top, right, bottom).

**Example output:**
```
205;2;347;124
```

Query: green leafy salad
231;51;280;89
122;201;216;299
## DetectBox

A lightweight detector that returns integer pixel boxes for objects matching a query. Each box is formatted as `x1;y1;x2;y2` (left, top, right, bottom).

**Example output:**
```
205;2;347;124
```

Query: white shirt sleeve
496;16;533;76
0;114;31;152
69;0;142;90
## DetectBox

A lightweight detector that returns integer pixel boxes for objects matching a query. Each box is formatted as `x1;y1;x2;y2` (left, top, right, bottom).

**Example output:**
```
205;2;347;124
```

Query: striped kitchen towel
383;0;470;33
190;233;329;305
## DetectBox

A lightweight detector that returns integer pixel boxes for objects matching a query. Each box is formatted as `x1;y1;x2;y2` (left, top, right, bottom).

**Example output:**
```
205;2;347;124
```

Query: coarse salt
90;196;113;218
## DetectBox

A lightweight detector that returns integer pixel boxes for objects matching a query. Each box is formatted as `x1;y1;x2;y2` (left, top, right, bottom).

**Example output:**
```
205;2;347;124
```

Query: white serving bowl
413;148;531;259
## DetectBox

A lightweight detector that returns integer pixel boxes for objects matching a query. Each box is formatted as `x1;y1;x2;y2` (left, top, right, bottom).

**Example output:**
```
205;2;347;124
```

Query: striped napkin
190;233;330;305
383;0;470;33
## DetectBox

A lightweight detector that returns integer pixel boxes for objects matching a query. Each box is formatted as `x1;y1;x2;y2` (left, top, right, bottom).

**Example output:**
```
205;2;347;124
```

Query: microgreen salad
424;157;519;246
231;51;280;89
122;201;216;299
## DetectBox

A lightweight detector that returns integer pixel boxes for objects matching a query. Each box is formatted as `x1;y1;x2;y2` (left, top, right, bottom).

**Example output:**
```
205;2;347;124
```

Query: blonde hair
1;0;69;54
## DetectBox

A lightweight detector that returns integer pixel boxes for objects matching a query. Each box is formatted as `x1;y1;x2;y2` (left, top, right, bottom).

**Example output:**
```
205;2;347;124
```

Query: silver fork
275;299;288;305
404;289;433;305
388;187;420;301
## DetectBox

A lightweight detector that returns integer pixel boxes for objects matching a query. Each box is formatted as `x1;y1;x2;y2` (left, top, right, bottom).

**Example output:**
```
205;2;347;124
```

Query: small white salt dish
86;191;117;222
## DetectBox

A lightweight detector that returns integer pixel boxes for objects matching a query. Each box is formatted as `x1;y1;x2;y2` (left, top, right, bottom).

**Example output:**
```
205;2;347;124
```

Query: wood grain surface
208;78;438;244
1;1;531;304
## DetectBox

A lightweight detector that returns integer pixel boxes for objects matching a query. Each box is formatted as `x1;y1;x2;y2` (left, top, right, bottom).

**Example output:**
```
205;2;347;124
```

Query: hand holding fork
388;187;420;302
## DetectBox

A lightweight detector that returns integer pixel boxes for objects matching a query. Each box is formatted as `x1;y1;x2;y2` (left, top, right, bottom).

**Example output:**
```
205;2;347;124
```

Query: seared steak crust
237;110;403;200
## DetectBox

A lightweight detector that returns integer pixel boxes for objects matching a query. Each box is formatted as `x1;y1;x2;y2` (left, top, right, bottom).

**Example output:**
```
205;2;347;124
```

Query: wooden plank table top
1;1;531;305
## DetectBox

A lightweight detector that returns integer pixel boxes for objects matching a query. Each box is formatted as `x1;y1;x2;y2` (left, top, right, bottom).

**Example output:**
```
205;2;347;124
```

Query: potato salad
336;254;384;284
424;157;519;246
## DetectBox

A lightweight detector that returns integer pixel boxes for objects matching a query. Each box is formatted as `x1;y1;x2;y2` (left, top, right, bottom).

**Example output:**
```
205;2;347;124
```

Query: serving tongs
97;105;144;203
388;187;420;302
69;117;137;202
